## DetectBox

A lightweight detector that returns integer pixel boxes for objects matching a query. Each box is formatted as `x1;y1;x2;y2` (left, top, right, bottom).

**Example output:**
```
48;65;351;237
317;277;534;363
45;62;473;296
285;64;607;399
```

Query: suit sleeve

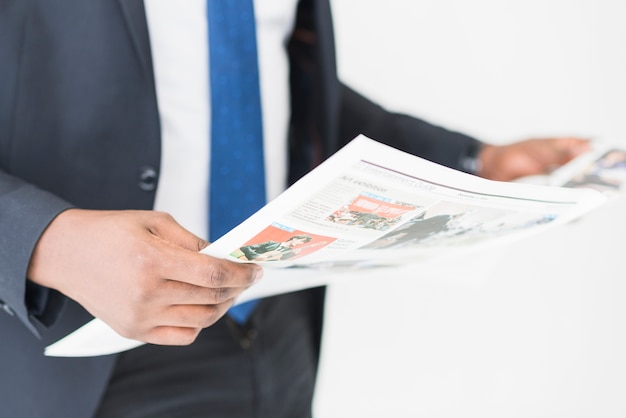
0;172;73;336
337;84;482;172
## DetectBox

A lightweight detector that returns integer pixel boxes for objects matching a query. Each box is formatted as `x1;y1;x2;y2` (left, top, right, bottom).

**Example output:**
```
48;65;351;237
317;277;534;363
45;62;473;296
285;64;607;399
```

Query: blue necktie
207;0;264;324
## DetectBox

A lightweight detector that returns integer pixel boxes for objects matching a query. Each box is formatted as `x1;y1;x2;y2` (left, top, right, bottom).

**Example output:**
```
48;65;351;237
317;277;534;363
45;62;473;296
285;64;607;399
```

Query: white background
314;1;626;417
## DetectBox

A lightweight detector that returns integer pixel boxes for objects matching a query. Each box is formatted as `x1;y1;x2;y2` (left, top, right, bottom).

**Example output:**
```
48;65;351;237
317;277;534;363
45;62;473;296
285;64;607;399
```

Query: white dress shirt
145;0;299;239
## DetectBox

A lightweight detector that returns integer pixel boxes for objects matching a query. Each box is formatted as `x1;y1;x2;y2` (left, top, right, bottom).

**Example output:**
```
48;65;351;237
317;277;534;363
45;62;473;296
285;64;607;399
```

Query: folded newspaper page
45;135;608;357
548;141;626;196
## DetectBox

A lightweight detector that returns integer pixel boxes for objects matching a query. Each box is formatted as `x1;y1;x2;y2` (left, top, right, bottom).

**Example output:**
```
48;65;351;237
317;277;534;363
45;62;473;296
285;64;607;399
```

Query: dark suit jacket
0;0;478;416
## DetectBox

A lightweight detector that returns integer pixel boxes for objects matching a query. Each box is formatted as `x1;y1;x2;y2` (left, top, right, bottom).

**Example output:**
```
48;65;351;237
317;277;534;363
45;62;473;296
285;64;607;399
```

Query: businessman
0;0;588;416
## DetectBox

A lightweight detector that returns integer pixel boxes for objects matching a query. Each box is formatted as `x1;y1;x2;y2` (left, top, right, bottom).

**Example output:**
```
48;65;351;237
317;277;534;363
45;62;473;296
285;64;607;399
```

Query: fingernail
253;265;264;283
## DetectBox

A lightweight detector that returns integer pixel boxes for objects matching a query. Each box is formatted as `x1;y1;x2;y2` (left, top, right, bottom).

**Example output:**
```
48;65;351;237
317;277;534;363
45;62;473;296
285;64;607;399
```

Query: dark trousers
95;289;324;418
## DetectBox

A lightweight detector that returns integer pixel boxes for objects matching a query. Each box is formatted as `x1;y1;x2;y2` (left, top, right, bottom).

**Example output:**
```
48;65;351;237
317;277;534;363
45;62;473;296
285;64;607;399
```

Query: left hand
478;137;591;181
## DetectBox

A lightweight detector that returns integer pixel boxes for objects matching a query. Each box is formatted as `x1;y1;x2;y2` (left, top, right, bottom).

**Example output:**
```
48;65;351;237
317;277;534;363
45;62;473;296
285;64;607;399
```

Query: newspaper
45;135;608;357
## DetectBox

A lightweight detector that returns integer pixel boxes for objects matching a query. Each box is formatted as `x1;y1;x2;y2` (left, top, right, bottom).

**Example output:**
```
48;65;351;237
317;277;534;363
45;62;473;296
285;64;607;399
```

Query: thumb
146;212;209;252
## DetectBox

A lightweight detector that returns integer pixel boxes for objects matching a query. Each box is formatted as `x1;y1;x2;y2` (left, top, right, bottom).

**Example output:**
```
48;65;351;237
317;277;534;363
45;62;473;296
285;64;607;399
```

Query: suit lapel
117;0;153;75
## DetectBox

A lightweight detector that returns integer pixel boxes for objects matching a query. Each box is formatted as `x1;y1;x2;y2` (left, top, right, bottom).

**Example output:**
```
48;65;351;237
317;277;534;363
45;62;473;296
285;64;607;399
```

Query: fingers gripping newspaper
45;135;607;356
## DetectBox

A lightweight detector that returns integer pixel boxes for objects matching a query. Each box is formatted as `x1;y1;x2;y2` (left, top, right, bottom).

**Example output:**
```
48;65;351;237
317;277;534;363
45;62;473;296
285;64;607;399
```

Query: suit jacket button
138;166;158;191
0;300;15;316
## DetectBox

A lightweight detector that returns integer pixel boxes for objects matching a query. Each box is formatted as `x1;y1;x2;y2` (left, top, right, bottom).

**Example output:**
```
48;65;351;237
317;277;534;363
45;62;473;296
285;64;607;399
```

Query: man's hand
27;209;262;345
478;137;591;181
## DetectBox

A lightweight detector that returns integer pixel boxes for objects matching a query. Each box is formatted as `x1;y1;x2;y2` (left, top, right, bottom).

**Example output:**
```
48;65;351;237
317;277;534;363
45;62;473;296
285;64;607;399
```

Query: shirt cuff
25;281;67;328
459;141;484;175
